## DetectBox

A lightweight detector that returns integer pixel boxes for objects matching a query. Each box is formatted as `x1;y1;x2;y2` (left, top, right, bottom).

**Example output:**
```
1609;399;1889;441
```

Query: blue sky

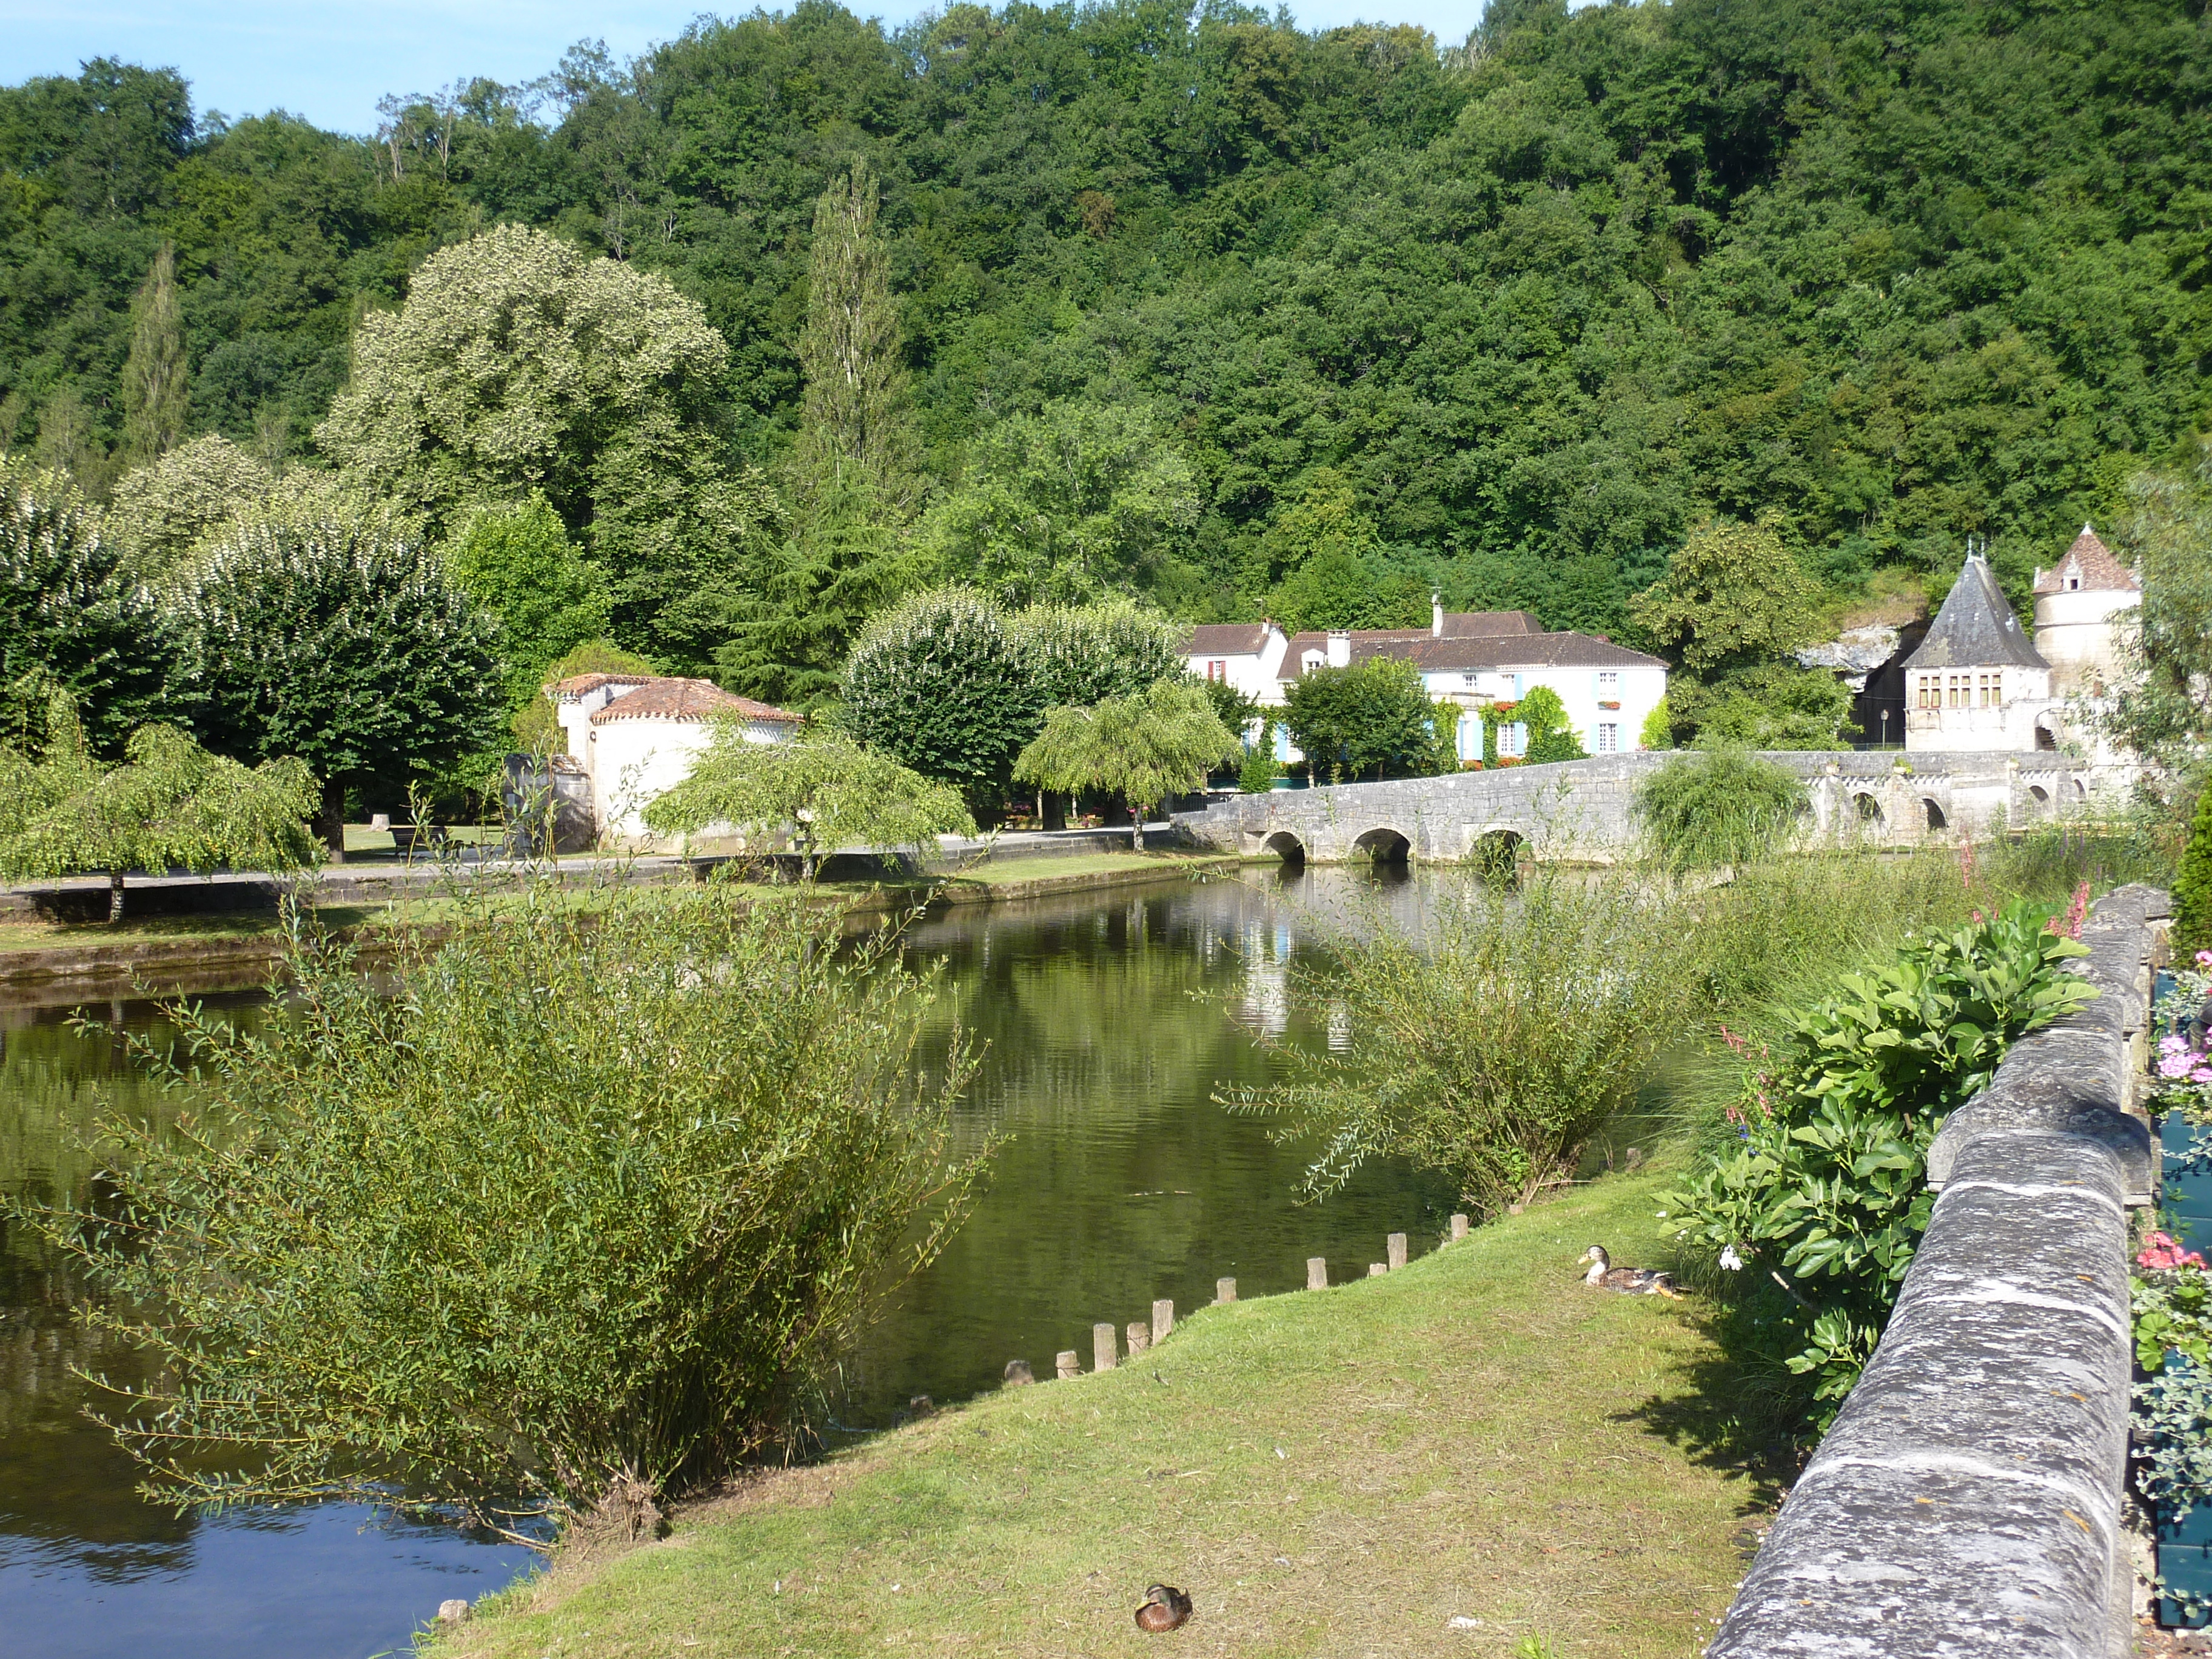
0;1;1493;136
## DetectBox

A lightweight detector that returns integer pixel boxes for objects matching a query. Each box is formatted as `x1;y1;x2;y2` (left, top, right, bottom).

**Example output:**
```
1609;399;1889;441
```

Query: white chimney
1432;593;1444;638
1326;630;1351;668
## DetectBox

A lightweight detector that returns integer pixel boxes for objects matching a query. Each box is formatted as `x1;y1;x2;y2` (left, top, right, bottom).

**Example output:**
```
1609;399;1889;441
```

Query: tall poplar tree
119;241;189;463
794;163;916;511
717;163;919;709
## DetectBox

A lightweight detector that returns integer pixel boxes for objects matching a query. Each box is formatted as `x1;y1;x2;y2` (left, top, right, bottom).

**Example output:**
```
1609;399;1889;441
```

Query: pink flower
2196;1067;2212;1085
2138;1232;2208;1270
2163;1055;2196;1079
2198;950;2212;968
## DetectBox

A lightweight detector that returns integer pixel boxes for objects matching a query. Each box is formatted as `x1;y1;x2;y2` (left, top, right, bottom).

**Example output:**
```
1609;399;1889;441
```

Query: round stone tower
2031;525;2139;699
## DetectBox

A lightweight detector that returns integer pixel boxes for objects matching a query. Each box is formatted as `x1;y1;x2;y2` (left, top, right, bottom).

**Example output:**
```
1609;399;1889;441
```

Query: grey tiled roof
1903;555;2048;671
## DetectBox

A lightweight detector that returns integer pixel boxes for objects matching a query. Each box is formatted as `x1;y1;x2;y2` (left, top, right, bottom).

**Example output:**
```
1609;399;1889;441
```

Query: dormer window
1302;651;1324;671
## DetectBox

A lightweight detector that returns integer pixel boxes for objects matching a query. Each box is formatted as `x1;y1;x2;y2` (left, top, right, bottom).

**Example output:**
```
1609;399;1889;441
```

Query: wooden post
1387;1232;1407;1272
1004;1359;1034;1387
1369;1262;1386;1276
1450;1213;1470;1241
1093;1322;1117;1372
1215;1277;1236;1304
1151;1299;1174;1344
1306;1257;1327;1290
1056;1350;1079;1381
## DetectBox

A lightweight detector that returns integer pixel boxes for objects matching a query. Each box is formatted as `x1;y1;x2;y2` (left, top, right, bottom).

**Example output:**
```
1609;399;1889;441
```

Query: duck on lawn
1578;1245;1680;1298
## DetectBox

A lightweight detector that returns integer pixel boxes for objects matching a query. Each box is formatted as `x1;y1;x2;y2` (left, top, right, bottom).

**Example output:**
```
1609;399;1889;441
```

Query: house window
1597;671;1619;691
1205;659;1227;681
1463;673;1480;689
1948;675;1966;709
1302;651;1323;671
1595;723;1619;753
1499;722;1527;758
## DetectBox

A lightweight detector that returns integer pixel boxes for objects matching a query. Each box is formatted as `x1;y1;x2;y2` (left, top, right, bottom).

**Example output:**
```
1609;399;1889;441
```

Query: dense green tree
0;457;172;752
444;494;612;713
1630;518;1817;682
841;587;1041;813
4;0;2211;649
914;401;1200;606
0;685;319;919
1014;679;1239;850
2106;446;2212;789
172;509;503;854
1282;656;1439;782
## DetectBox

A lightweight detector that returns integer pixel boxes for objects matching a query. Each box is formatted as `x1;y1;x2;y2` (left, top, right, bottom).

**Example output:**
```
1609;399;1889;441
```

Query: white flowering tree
313;223;771;660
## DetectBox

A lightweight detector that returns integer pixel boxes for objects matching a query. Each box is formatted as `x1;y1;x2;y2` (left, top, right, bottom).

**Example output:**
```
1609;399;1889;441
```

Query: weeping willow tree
643;726;973;878
0;686;320;919
1013;678;1238;850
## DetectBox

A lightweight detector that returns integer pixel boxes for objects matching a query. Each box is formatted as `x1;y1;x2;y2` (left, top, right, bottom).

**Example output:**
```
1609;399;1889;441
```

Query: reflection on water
0;862;1460;1655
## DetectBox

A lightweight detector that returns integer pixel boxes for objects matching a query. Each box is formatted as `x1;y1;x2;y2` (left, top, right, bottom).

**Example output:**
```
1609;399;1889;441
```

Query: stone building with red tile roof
547;674;800;840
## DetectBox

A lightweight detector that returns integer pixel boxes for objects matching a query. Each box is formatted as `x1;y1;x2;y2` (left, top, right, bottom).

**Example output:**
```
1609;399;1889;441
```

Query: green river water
0;864;1510;1657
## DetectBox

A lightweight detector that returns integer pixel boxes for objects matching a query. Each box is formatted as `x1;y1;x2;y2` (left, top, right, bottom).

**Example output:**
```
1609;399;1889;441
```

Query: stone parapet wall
1708;884;2165;1659
1171;749;2107;865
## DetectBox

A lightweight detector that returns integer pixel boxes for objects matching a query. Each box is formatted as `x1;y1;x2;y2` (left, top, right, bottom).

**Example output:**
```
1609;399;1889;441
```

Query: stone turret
2032;524;2139;698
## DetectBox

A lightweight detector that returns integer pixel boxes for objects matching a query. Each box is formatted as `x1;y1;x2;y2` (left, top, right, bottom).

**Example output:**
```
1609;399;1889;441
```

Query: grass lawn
437;1162;1760;1659
0;906;384;953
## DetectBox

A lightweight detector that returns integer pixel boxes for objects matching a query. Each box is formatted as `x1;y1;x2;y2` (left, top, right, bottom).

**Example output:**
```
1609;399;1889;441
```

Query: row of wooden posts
1000;1214;1471;1388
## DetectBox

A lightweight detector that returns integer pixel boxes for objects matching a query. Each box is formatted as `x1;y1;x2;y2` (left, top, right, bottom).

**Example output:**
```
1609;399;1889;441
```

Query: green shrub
1225;872;1692;1217
2176;782;2212;959
1516;686;1587;763
19;885;987;1534
1238;723;1281;794
1668;900;2094;1424
1632;748;1809;869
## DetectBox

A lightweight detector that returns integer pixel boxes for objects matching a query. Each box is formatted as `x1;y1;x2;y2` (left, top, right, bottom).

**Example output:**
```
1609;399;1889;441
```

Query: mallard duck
1135;1583;1193;1632
1578;1245;1680;1298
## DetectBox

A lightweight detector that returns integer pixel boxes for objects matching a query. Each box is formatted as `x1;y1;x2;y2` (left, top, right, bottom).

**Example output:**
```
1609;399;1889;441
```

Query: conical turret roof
1902;554;2048;671
2033;524;2138;595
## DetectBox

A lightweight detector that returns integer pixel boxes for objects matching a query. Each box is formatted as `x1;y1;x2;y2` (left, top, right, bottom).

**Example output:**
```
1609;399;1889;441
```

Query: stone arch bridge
1169;751;2104;866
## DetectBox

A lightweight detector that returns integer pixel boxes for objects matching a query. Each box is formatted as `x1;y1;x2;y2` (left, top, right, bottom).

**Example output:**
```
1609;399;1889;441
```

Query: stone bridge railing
1171;750;2103;865
1709;884;2165;1659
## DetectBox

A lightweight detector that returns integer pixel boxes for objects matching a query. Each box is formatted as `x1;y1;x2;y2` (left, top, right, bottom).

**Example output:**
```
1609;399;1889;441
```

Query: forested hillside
3;0;2207;682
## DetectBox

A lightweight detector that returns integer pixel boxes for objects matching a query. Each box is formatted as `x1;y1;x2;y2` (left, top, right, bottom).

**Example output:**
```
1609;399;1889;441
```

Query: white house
548;673;800;840
1265;602;1667;763
1184;621;1289;705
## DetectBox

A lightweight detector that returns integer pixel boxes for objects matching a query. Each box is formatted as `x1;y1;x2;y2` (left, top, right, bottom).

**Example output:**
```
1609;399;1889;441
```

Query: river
0;864;1500;1658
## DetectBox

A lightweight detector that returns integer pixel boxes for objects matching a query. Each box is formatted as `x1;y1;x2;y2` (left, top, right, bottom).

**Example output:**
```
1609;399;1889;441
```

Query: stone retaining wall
1708;883;2165;1659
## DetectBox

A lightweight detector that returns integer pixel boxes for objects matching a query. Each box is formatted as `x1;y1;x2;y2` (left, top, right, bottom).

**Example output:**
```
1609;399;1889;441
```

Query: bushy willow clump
1632;747;1811;870
25;885;986;1538
1224;874;1692;1218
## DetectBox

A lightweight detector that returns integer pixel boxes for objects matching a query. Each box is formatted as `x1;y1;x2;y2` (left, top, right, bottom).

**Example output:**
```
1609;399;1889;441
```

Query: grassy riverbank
435;1161;1759;1659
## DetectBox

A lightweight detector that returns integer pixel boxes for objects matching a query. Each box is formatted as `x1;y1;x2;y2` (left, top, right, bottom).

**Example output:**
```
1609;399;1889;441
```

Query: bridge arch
1920;797;1948;832
1352;826;1412;865
1850;791;1883;826
2026;783;2051;818
1261;830;1307;868
1468;827;1525;882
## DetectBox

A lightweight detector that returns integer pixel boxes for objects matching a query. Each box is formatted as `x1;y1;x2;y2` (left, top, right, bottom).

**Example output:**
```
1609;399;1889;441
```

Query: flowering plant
2152;954;2212;1117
